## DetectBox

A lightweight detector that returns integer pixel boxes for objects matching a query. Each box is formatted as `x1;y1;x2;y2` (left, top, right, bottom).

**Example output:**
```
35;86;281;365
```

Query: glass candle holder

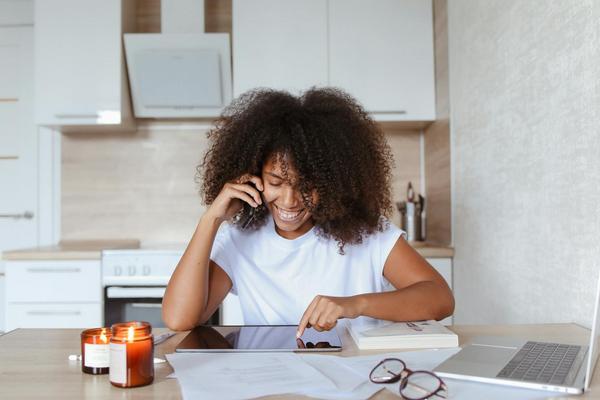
109;321;154;388
80;327;111;375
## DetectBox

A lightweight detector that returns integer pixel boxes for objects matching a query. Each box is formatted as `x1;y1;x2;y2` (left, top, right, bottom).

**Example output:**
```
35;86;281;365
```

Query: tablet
175;325;343;352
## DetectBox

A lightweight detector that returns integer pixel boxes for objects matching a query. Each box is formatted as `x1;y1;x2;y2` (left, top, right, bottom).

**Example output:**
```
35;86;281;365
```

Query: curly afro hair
198;87;394;253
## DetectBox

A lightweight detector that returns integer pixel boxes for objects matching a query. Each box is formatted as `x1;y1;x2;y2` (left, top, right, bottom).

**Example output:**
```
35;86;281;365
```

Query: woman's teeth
277;207;303;221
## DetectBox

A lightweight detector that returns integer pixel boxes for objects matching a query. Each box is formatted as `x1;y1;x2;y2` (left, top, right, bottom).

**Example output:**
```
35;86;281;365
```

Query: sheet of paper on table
166;348;561;400
166;352;341;400
323;349;559;400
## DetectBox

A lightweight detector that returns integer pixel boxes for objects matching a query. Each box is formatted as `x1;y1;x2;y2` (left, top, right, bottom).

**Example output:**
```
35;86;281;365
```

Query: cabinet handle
130;303;162;309
54;113;99;119
26;267;81;273
371;110;407;114
0;98;18;102
26;310;82;316
0;211;34;219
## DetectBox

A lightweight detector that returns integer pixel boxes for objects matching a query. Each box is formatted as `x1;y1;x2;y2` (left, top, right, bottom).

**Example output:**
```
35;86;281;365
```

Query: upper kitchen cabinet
34;0;135;129
233;0;328;96
233;0;435;122
329;0;434;121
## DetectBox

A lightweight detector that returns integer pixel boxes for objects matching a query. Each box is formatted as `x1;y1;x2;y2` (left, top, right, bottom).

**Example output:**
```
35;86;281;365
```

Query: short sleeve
374;219;405;288
209;222;237;294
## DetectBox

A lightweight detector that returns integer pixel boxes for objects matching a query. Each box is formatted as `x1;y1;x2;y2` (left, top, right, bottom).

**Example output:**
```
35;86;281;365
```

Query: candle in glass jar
109;321;154;388
80;327;111;375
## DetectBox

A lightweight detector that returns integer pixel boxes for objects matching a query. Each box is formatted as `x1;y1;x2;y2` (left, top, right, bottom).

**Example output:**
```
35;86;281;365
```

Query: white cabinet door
7;303;102;329
5;260;102;303
5;260;102;330
328;0;435;120
426;257;453;325
34;0;133;127
233;0;328;96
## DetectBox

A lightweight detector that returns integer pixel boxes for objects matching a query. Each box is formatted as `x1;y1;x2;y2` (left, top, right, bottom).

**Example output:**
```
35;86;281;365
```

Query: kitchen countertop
1;239;453;260
0;323;593;399
1;239;141;261
409;242;454;258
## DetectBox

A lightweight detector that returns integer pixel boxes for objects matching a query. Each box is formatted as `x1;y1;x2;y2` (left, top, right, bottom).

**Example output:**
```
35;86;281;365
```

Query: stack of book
347;319;459;350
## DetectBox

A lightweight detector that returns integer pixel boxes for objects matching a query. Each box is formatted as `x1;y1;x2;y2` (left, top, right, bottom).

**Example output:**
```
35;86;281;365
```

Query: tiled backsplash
61;124;421;244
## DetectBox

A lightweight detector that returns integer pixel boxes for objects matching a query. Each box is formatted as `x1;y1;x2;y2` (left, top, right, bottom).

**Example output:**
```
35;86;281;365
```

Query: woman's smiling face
261;154;316;239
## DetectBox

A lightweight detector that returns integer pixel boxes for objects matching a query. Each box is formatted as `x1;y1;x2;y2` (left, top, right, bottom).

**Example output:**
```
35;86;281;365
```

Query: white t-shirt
210;216;404;325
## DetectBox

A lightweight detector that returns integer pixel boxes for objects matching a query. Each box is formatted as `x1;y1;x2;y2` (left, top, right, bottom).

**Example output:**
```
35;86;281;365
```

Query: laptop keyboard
496;341;581;385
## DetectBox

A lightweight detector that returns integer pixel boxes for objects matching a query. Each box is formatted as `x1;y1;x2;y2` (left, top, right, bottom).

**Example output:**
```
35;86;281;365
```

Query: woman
162;88;454;337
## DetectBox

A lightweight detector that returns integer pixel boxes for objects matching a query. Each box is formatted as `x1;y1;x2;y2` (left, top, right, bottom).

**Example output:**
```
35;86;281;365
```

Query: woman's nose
280;186;300;208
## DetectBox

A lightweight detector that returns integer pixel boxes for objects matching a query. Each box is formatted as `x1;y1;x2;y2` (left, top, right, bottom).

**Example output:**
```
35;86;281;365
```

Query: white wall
449;1;600;326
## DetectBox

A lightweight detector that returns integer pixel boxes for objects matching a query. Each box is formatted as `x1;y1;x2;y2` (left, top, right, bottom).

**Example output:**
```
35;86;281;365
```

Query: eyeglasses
369;358;448;400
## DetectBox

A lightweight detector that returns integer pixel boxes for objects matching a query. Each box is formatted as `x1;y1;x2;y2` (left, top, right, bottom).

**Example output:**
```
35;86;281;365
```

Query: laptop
175;324;343;353
434;273;600;394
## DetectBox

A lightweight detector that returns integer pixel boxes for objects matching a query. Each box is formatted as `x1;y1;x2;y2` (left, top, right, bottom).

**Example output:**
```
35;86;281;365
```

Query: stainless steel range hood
124;0;231;118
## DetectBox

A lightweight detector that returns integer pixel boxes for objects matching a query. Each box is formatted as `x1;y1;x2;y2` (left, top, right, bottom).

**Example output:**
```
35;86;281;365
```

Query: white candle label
109;342;127;384
84;343;109;368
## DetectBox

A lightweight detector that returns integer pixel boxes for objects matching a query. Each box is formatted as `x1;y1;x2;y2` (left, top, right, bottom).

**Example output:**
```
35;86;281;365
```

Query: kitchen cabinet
233;0;328;95
5;260;102;330
0;262;4;333
34;0;135;129
427;257;453;325
328;0;434;120
232;0;435;121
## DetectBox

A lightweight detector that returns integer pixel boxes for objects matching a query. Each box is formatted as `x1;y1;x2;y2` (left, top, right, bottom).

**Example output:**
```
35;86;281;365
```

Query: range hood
124;0;232;118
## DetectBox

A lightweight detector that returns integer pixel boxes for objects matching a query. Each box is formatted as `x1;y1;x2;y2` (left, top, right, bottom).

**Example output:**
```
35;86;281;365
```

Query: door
0;26;37;252
0;25;38;332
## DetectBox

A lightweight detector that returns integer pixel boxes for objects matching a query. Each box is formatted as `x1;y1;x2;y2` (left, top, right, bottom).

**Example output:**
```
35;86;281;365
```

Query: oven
102;248;219;328
104;286;166;327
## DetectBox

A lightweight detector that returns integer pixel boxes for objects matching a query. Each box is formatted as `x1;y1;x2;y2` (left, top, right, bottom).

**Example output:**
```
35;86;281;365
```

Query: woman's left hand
296;295;364;338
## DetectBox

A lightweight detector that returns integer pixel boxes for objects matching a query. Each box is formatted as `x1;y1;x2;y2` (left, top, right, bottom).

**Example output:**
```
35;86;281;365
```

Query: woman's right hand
204;174;264;223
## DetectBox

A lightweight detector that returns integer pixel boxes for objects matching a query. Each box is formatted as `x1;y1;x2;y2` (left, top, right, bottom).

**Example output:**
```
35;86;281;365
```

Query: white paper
333;348;555;400
166;347;561;400
166;352;337;400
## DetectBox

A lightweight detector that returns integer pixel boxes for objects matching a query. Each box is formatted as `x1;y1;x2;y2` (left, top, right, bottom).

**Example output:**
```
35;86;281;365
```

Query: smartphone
237;181;262;229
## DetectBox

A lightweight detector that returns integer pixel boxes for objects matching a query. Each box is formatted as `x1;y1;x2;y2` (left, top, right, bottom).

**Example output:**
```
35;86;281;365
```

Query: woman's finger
235;174;264;191
227;187;258;208
317;308;338;331
229;183;262;205
246;175;264;192
228;184;261;206
297;296;321;338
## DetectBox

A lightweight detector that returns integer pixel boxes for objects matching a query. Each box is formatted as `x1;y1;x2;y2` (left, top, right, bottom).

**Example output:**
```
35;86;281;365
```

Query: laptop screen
584;272;600;389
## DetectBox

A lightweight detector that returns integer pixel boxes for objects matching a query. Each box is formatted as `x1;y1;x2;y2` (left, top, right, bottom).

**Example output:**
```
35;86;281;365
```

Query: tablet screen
175;325;342;352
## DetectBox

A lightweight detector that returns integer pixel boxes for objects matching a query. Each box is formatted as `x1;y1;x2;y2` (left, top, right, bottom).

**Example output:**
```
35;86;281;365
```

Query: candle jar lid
111;321;152;342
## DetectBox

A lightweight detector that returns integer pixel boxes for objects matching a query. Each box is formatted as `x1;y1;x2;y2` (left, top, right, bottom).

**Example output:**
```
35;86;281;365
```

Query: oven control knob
128;265;136;276
114;266;122;276
142;265;151;276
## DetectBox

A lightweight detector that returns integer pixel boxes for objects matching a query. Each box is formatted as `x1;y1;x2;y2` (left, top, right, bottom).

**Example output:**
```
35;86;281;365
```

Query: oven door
104;286;166;327
104;286;220;327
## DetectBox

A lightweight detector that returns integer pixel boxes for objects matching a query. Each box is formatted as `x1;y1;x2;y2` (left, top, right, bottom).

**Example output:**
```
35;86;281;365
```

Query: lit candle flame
100;328;108;344
127;326;134;342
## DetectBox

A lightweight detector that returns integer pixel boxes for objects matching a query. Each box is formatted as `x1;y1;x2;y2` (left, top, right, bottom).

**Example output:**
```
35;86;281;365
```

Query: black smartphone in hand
237;181;262;229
